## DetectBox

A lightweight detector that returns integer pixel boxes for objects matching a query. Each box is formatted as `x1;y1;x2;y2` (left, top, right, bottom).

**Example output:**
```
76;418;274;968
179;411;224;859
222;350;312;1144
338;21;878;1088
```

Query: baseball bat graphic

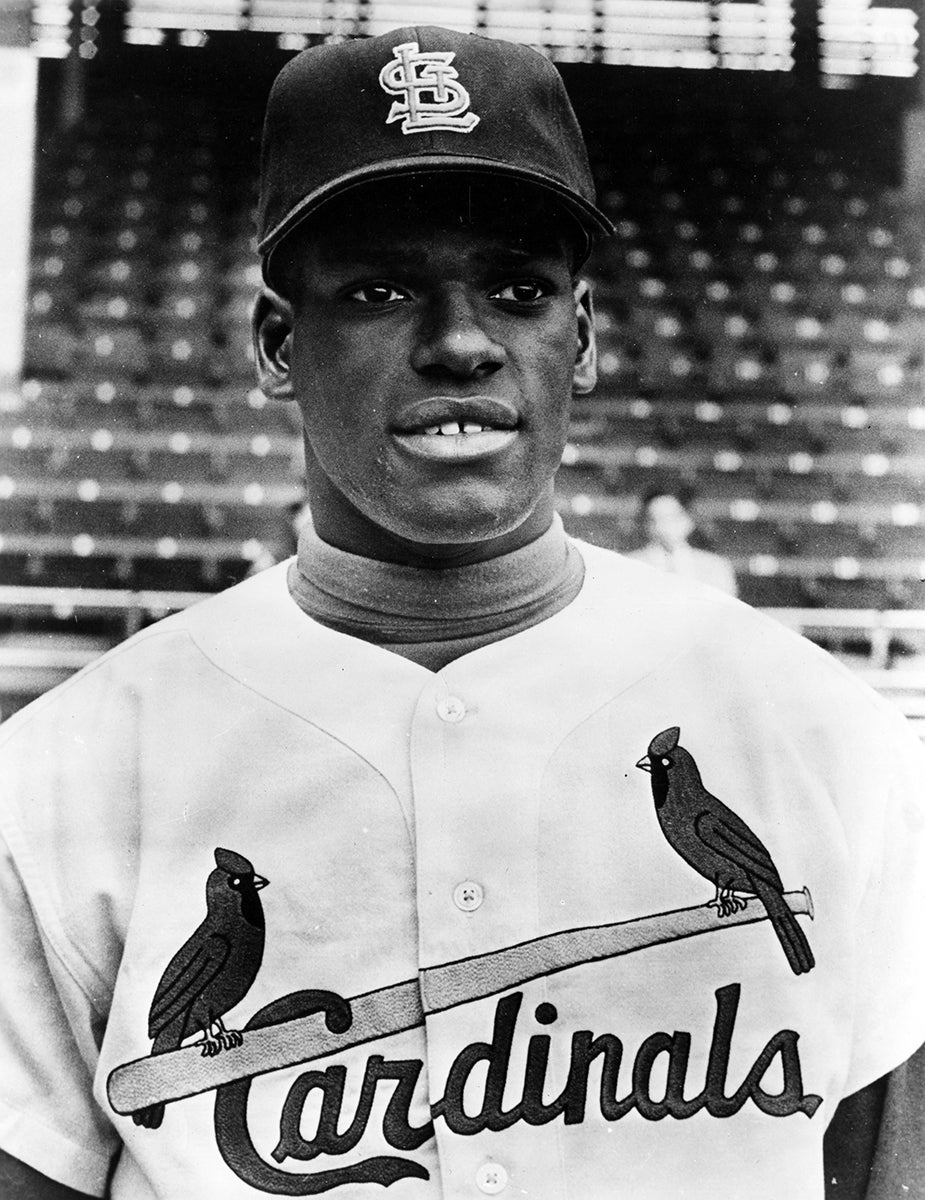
108;888;813;1115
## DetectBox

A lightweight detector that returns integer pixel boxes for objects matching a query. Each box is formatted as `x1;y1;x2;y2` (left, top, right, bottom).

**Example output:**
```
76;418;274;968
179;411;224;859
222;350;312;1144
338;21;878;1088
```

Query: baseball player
1;26;924;1200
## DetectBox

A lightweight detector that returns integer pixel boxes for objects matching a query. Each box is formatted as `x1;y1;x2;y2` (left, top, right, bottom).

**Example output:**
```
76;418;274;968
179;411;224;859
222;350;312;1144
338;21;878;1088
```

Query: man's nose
410;289;506;380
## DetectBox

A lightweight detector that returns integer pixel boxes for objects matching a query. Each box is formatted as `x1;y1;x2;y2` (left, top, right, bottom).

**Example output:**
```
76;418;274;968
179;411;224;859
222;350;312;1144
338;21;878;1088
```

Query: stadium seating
4;74;925;631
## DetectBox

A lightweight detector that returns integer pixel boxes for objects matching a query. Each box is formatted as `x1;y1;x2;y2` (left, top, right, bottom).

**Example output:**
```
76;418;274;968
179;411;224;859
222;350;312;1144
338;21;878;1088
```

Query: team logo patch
378;41;480;135
637;726;815;975
109;796;819;1192
128;848;269;1131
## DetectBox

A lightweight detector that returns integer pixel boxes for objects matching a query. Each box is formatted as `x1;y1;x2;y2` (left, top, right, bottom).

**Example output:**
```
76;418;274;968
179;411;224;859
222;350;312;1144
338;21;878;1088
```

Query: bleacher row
556;114;925;608
1;93;924;609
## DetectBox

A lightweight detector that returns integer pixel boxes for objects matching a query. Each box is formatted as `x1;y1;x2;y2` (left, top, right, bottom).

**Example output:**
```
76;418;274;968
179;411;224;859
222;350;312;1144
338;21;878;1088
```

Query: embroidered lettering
434;992;523;1135
562;1030;629;1124
214;990;429;1193
213;984;821;1192
273;1057;433;1164
379;42;480;135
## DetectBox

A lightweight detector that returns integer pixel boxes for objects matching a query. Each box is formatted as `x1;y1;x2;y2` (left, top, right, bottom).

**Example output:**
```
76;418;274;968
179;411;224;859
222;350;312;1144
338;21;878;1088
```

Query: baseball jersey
1;542;923;1199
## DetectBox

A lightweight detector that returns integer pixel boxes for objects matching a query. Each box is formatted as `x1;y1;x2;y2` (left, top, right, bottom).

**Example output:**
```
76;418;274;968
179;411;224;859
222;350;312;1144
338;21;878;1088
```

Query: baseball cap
258;26;614;281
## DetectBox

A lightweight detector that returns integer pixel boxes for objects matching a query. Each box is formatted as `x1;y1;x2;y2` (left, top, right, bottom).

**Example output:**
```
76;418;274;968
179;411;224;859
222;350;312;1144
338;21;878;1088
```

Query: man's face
260;180;595;562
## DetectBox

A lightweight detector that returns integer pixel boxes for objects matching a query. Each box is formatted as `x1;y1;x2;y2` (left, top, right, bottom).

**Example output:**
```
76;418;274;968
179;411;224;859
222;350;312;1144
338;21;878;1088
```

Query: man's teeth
421;421;490;436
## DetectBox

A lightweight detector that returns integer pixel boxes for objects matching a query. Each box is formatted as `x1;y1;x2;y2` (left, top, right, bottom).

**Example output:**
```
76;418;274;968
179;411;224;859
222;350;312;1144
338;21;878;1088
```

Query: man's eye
491;281;549;303
349;283;407;304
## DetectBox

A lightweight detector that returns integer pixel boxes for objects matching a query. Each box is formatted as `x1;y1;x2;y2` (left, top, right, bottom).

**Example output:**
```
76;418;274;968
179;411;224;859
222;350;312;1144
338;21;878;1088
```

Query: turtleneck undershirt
287;514;585;672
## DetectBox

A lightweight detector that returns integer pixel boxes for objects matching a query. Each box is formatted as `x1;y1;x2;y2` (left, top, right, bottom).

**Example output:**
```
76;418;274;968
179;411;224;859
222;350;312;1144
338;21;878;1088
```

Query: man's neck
306;486;556;569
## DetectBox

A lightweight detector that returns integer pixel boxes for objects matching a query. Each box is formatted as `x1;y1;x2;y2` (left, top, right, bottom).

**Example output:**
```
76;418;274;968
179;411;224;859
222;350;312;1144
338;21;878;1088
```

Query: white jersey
1;542;923;1199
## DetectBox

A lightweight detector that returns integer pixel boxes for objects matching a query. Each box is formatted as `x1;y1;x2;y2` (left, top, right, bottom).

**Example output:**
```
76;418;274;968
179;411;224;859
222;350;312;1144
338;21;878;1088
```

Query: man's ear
572;279;597;395
252;287;296;401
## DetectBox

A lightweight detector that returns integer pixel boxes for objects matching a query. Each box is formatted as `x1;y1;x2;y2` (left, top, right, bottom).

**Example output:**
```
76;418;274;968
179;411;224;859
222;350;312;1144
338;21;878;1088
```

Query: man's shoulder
573;540;921;761
576;539;862;682
0;563;301;744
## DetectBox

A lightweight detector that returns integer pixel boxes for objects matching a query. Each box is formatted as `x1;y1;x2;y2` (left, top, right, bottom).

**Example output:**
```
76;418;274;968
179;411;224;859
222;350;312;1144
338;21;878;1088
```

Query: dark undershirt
287;514;585;672
287;518;923;1199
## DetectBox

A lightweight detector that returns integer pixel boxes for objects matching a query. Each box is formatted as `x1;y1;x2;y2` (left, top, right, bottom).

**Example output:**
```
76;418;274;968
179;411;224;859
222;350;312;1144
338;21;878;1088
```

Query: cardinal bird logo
132;847;269;1128
637;727;815;976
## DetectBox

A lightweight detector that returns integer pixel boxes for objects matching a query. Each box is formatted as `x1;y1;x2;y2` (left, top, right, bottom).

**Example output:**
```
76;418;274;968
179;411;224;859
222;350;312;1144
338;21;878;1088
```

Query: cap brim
259;156;614;283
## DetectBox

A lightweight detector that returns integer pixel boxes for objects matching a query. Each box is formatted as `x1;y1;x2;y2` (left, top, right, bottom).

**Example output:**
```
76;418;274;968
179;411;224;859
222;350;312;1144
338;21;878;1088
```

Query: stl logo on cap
379;41;480;135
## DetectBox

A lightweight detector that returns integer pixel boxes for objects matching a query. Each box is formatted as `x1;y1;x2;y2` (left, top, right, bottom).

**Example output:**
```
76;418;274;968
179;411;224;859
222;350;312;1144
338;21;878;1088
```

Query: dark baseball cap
257;25;613;281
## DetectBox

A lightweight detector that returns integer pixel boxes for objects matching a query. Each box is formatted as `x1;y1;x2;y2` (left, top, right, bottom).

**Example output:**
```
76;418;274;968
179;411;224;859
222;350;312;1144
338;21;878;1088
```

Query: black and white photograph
0;1;924;1196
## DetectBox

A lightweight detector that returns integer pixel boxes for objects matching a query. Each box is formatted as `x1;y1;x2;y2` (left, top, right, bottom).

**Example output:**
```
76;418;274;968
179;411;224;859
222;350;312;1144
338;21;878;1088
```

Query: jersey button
475;1162;508;1194
453;880;484;912
436;695;467;723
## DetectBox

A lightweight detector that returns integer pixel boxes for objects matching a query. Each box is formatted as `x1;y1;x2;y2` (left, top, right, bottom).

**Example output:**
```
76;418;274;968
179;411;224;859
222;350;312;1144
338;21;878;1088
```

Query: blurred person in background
630;486;738;596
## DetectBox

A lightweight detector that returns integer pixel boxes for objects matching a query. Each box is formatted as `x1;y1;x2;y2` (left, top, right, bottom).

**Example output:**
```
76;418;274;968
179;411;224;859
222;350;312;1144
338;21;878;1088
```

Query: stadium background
1;0;924;727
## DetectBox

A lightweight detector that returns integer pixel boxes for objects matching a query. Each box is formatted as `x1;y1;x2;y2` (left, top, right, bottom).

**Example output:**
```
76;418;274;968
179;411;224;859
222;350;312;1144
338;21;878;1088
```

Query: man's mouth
391;398;519;462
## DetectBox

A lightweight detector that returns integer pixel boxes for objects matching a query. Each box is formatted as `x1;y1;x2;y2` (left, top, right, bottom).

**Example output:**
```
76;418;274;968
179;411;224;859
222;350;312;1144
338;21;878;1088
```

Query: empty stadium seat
847;349;921;398
22;321;81;378
776;347;842;399
82;325;150;381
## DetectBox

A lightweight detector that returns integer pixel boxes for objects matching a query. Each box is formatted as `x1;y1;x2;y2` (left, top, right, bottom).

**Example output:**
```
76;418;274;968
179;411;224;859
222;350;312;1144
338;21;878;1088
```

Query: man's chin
374;503;554;567
307;475;555;567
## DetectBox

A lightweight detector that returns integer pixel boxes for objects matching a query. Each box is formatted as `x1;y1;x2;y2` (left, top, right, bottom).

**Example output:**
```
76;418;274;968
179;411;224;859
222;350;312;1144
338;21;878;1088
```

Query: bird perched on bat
636;726;814;976
132;847;269;1128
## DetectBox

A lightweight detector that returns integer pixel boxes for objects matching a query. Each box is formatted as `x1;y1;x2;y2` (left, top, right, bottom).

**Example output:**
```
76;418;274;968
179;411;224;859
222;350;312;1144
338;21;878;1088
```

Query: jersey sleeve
0;827;117;1195
841;698;925;1098
0;628;213;1196
0;830;118;1195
